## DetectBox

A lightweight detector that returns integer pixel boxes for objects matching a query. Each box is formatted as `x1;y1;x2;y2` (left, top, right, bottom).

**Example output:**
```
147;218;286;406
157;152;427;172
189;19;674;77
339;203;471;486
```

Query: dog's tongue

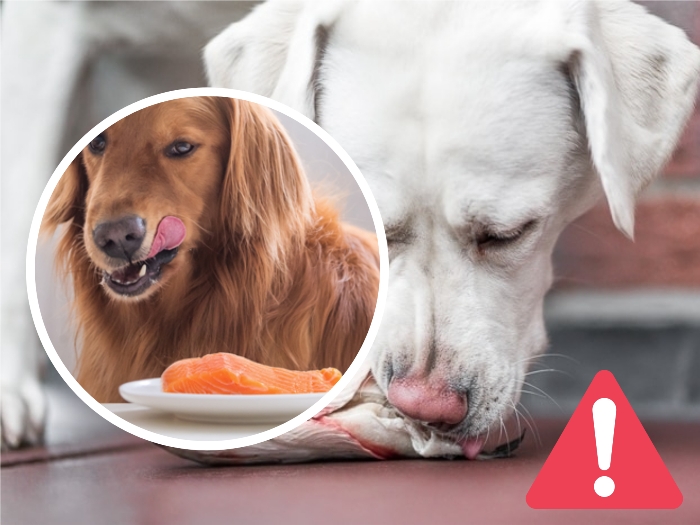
146;216;186;258
460;436;487;460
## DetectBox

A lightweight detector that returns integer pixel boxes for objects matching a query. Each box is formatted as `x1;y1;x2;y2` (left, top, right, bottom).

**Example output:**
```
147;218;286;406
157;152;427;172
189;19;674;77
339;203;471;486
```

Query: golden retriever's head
43;97;312;300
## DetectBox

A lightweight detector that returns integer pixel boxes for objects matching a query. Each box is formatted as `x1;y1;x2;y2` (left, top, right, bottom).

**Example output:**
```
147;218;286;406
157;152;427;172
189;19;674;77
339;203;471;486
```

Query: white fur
196;0;700;461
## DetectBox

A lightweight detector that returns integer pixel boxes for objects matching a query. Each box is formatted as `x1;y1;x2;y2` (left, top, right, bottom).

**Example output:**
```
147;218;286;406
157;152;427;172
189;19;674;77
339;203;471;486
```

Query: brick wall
553;1;700;289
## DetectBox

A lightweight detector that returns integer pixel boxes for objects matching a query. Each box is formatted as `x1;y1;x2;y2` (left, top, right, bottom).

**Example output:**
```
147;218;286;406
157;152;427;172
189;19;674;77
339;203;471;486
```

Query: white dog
171;0;700;464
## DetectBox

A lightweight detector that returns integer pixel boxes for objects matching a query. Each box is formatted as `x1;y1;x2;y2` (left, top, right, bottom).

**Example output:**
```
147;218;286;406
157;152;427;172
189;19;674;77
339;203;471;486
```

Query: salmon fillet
161;353;342;394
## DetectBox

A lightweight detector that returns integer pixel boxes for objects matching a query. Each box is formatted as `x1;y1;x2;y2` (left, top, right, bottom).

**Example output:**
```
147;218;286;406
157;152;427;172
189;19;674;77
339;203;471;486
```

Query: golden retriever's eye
476;220;537;250
166;141;196;158
88;134;107;154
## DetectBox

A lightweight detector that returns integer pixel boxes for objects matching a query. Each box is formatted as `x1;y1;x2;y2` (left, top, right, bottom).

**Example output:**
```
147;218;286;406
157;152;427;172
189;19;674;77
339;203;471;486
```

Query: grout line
673;331;697;405
645;177;700;196
544;290;700;326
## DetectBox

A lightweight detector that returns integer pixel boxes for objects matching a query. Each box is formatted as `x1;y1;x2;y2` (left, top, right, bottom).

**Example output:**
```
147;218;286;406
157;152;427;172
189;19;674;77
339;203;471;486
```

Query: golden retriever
41;96;379;402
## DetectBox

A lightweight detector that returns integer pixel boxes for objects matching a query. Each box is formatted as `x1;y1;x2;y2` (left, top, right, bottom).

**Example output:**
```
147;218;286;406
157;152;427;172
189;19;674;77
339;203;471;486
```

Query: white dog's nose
387;377;468;425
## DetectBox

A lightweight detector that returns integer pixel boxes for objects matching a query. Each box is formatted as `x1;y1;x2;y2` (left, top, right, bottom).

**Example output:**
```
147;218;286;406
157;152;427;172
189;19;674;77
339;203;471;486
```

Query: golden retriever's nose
387;376;468;426
93;215;146;260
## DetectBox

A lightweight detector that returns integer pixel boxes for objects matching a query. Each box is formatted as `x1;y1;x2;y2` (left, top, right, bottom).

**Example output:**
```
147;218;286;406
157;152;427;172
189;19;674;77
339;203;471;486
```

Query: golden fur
42;97;379;402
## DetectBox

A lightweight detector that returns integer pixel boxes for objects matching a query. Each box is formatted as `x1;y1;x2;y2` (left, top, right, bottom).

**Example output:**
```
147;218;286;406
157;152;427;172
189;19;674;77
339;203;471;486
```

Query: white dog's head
205;1;700;452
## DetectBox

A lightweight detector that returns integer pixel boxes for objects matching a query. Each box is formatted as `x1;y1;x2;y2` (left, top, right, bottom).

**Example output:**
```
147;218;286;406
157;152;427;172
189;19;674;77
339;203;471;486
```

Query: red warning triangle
526;370;682;509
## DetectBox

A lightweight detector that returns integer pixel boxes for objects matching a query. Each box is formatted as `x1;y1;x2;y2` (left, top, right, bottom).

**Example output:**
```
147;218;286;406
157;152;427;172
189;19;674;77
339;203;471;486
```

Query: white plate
118;378;325;424
104;403;278;440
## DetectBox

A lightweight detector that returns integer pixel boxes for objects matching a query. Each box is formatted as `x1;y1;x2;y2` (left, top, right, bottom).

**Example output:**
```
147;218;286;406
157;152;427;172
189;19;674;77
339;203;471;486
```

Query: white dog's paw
1;376;47;450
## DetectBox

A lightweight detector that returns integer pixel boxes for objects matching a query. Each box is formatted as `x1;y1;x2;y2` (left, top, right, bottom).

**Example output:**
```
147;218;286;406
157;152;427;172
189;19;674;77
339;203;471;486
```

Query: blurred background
2;0;699;446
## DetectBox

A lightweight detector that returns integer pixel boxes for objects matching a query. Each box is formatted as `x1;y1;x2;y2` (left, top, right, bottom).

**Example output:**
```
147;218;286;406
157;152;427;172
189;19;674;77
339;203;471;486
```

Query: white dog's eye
385;223;412;257
476;220;536;250
385;223;412;245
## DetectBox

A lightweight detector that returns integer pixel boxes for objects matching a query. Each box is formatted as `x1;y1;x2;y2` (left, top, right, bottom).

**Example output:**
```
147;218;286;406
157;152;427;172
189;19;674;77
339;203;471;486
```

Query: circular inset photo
28;88;388;450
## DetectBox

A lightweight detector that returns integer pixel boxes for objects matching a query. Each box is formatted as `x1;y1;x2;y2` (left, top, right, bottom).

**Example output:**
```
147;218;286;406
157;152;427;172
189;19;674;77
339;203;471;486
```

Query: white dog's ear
204;1;340;121
569;0;700;238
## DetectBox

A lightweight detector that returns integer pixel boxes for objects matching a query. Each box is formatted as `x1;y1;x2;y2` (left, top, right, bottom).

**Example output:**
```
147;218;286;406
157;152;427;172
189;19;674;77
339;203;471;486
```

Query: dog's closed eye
385;223;413;257
385;224;412;245
476;219;537;250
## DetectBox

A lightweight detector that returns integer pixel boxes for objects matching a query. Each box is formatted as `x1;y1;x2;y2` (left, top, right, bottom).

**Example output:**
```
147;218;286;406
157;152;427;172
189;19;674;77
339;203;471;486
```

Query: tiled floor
2;383;699;524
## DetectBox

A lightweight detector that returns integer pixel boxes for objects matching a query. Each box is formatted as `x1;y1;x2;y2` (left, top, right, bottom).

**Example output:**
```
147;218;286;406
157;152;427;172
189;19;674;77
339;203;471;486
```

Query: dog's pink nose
387;377;468;425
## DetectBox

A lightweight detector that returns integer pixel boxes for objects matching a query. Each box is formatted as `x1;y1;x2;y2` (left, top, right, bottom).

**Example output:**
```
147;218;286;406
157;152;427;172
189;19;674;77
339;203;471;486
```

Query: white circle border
26;88;388;451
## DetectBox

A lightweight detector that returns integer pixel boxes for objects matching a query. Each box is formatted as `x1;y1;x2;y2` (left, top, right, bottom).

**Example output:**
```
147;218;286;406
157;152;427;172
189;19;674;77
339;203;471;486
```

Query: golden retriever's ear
218;98;313;259
42;154;89;234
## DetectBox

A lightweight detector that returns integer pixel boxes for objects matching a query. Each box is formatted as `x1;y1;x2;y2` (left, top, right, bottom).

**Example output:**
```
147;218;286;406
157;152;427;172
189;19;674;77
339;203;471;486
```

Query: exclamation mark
593;397;616;497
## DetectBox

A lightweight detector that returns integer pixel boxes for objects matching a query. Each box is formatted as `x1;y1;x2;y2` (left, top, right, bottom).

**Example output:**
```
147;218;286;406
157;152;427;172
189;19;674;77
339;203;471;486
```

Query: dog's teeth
139;265;147;277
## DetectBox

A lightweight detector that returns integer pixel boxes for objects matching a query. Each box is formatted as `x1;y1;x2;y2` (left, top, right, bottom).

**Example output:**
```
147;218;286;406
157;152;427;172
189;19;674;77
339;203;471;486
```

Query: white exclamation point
593;398;616;497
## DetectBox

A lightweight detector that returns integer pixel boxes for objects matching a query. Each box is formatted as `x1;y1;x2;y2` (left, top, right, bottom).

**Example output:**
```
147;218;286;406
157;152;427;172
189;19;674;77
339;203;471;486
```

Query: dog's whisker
515;388;548;400
568;222;608;243
510;400;540;447
188;217;214;238
508;400;523;441
540;353;578;362
514;355;548;366
515;353;578;366
519;381;564;414
515;401;542;447
356;374;375;402
523;368;571;379
499;416;508;448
